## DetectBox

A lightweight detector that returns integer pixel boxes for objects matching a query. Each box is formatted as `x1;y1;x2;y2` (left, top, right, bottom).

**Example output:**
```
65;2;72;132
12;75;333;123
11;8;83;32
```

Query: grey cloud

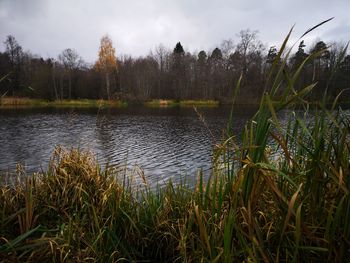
0;0;349;63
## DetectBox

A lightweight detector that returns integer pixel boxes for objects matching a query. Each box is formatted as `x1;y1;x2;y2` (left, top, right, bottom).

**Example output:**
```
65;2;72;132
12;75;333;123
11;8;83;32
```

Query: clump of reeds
1;20;350;262
210;18;350;262
0;146;194;261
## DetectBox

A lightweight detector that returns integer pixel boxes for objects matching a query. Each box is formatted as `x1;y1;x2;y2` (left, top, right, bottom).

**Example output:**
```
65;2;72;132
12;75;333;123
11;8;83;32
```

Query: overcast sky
1;0;349;63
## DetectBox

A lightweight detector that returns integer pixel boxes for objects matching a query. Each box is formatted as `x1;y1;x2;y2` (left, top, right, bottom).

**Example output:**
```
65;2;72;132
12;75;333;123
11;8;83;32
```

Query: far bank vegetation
1;30;349;104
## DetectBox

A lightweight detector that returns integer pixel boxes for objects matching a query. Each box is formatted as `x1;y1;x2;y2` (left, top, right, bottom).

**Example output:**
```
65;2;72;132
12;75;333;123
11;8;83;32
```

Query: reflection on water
0;106;256;186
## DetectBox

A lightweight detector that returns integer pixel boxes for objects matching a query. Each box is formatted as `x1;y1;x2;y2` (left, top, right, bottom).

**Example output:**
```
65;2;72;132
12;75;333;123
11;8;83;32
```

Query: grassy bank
0;97;220;109
144;99;178;107
144;99;219;107
0;97;128;108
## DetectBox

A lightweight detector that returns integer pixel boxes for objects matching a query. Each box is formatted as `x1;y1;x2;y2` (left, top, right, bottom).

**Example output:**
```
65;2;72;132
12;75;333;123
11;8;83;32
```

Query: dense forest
1;30;349;103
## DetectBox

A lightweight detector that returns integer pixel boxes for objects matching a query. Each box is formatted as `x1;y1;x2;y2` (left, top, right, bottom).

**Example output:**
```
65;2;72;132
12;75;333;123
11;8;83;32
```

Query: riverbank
0;97;223;109
0;97;128;108
2;96;345;110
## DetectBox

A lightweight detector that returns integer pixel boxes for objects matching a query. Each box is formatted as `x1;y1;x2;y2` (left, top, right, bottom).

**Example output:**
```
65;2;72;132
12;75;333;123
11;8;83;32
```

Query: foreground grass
0;97;127;108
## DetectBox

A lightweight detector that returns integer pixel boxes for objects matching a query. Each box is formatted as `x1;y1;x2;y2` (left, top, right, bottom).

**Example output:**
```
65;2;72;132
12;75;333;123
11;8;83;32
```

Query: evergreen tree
266;46;278;64
292;41;308;68
173;42;184;55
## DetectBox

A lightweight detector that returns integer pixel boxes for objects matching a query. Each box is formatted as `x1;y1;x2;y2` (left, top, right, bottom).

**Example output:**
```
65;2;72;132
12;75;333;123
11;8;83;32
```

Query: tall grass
1;22;350;262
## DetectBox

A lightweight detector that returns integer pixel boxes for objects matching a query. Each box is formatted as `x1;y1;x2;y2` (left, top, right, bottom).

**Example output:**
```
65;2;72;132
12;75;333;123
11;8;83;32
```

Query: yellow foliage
95;34;118;72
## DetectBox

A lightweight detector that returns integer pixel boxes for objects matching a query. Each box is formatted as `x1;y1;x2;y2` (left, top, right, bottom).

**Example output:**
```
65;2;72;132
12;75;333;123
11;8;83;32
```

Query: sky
0;0;349;63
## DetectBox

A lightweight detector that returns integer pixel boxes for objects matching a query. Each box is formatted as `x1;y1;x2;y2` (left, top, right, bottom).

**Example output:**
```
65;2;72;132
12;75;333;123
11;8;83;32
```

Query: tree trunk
68;71;72;100
52;67;59;100
106;72;110;100
60;75;63;100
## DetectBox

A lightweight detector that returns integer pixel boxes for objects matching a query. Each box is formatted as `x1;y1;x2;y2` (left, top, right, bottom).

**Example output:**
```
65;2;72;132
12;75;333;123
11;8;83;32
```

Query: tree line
1;30;349;103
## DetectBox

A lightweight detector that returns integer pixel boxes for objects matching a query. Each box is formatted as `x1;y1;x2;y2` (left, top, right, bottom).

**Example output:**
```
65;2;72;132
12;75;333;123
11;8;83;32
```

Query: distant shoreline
1;96;347;109
0;97;227;108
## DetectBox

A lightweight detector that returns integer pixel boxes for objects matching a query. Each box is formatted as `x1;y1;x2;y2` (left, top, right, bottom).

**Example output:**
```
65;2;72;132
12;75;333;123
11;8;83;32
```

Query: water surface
0;106;257;186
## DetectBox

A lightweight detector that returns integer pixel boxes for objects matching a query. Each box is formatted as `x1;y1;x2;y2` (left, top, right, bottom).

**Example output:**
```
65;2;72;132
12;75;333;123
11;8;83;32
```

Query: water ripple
0;106;256;187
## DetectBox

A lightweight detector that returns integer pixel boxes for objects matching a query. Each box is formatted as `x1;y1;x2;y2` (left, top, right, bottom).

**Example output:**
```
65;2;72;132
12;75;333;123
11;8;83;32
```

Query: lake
0;106;257;186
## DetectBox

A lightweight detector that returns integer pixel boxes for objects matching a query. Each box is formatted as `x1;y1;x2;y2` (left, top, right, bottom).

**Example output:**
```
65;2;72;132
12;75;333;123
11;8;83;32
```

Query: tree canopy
0;32;348;103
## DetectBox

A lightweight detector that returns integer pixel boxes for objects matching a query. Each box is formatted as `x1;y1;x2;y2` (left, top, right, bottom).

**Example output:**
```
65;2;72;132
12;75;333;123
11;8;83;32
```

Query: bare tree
220;39;235;63
235;29;264;74
152;44;170;98
4;35;23;95
58;48;82;99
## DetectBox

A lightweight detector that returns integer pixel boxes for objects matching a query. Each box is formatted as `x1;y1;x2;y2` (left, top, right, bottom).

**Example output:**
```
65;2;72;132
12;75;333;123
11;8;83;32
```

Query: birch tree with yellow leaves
95;35;118;99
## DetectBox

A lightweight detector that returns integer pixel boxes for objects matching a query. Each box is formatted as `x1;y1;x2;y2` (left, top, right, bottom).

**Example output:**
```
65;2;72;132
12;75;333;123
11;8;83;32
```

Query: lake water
0;106;257;186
